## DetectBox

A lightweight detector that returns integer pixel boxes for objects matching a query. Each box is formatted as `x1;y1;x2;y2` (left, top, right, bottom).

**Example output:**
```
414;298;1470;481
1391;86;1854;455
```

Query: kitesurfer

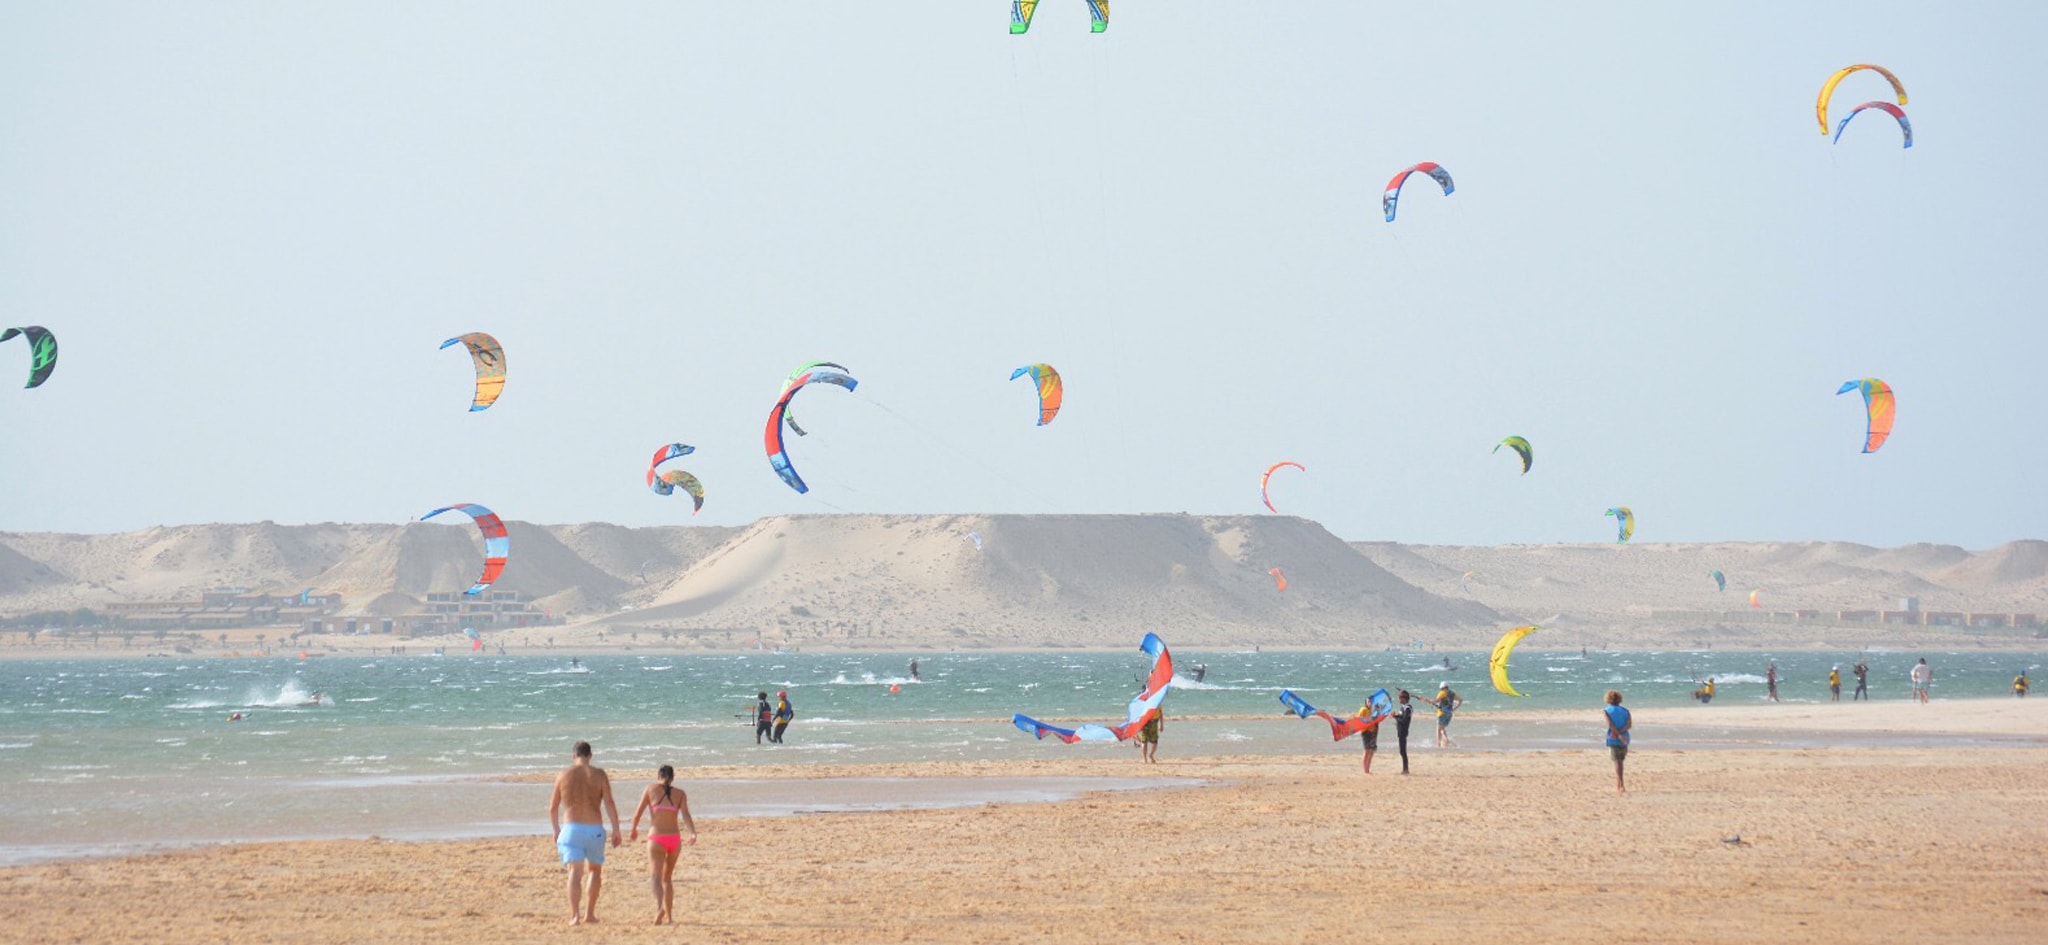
627;764;698;926
548;741;622;926
1358;702;1380;775
909;658;920;681
1692;678;1716;704
1138;707;1162;763
1432;683;1461;748
1390;690;1416;774
1853;661;1870;700
1603;691;1631;794
1765;663;1780;702
1910;659;1932;703
753;692;773;745
1829;666;1842;702
2016;671;2030;698
1192;663;1207;683
772;691;793;743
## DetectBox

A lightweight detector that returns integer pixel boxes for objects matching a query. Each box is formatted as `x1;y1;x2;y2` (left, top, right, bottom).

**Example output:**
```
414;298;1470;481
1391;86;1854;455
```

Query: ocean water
2;647;2037;865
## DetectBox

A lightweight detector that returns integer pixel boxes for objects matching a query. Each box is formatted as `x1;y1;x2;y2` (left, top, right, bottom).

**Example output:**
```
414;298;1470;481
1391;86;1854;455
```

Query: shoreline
5;745;2044;944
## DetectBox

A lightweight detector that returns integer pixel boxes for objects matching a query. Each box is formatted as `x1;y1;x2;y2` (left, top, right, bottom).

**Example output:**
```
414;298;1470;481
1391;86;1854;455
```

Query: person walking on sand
1392;690;1416;774
627;764;698;926
1138;708;1163;763
1829;666;1842;702
1853;661;1869;701
1432;683;1462;748
1765;663;1780;702
771;691;794;743
1910;658;1932;704
753;692;773;745
548;741;622;926
1603;690;1631;794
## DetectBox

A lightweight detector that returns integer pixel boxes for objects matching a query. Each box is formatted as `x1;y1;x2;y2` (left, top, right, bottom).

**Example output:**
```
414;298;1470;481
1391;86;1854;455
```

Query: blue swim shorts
557;822;606;865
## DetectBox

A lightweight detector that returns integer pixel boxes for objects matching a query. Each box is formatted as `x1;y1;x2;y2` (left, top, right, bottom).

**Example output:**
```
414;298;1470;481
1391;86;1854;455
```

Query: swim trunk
649;833;682;854
1609;745;1628;762
1438;715;1453;729
557;823;606;865
1361;727;1379;751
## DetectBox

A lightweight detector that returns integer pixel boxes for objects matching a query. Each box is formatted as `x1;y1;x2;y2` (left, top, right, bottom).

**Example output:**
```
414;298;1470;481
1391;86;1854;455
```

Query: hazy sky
1;2;2043;546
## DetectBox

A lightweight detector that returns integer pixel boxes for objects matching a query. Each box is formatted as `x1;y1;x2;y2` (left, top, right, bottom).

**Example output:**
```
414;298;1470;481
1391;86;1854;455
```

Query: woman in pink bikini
626;764;698;925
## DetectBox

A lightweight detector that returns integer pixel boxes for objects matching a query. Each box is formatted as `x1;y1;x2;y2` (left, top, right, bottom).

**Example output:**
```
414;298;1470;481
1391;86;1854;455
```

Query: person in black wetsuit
753;692;773;745
1392;690;1416;774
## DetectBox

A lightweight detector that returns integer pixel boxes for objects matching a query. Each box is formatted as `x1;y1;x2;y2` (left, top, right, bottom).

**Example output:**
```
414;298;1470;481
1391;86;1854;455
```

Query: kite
1461;571;1476;594
463;627;483;652
0;326;57;389
1013;633;1172;743
1269;567;1288;592
764;368;859;494
1709;570;1726;592
1832;101;1913;148
1493;436;1533;475
1011;0;1107;34
966;532;984;551
1489;625;1537;697
1383;162;1454;223
646;443;705;514
1749;589;1763;609
1279;688;1393;741
420;503;509;596
1817;64;1906;136
439;332;505;412
1836;378;1895;453
1009;363;1063;425
1260;461;1305;513
780;361;849;436
1605;506;1634;543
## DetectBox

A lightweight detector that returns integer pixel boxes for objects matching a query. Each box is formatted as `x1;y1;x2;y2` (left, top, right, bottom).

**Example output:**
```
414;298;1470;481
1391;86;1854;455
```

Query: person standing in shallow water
1603;690;1631;795
753;692;773;745
1910;658;1932;704
1829;666;1842;702
772;691;793;743
1853;661;1870;701
1765;663;1780;702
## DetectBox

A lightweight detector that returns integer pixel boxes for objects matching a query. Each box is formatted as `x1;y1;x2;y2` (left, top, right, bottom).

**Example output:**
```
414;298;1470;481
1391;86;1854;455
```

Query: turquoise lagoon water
2;647;2038;865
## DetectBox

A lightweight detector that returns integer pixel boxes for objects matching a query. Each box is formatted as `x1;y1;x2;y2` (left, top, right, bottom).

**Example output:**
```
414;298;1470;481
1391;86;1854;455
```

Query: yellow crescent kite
1816;64;1906;136
1489;625;1537;697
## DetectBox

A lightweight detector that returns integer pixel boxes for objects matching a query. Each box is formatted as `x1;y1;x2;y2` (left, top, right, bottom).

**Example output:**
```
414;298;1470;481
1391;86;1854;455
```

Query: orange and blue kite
765;368;859;494
1836;378;1895;453
1014;633;1173;743
421;503;509;596
1279;688;1393;741
1010;363;1063;426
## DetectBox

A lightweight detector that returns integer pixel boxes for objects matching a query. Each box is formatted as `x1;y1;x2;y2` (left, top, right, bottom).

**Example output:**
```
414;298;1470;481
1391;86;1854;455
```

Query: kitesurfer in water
1192;663;1207;683
1692;678;1716;704
1392;690;1415;774
753;692;773;745
1765;663;1780;702
1829;666;1842;702
1432;683;1462;748
909;658;920;681
771;691;793;743
1853;661;1870;700
627;764;698;926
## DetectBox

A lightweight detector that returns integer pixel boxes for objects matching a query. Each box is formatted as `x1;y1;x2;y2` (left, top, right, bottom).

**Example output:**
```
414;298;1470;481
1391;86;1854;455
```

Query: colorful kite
1833;101;1913;148
1461;571;1476;594
646;443;705;514
765;368;859;494
1489;625;1537;697
1817;64;1906;136
1279;689;1393;741
1009;363;1063;425
0;326;57;389
1749;589;1763;609
781;361;849;436
1709;570;1726;592
1269;567;1288;592
1013;633;1173;743
1261;461;1305;513
1011;0;1107;34
1383;162;1454;223
463;627;483;652
1493;436;1533;476
420;503;509;596
1605;506;1635;543
1836;378;1895;453
439;332;505;412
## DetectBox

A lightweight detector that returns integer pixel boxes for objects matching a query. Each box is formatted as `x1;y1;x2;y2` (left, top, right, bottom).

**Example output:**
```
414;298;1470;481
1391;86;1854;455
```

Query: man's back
554;764;610;824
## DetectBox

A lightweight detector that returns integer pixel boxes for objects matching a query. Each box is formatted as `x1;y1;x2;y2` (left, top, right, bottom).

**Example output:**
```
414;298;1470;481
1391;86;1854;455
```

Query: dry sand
4;700;2044;945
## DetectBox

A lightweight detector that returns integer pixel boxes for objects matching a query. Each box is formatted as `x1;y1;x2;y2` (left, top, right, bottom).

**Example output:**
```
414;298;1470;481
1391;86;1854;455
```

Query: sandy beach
3;699;2043;945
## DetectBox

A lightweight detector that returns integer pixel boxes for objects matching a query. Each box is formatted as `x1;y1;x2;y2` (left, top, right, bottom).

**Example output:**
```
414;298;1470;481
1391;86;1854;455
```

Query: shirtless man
549;741;622;925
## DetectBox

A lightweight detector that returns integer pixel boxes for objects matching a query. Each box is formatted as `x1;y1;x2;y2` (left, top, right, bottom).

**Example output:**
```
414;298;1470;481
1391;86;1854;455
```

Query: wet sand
4;699;2045;944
